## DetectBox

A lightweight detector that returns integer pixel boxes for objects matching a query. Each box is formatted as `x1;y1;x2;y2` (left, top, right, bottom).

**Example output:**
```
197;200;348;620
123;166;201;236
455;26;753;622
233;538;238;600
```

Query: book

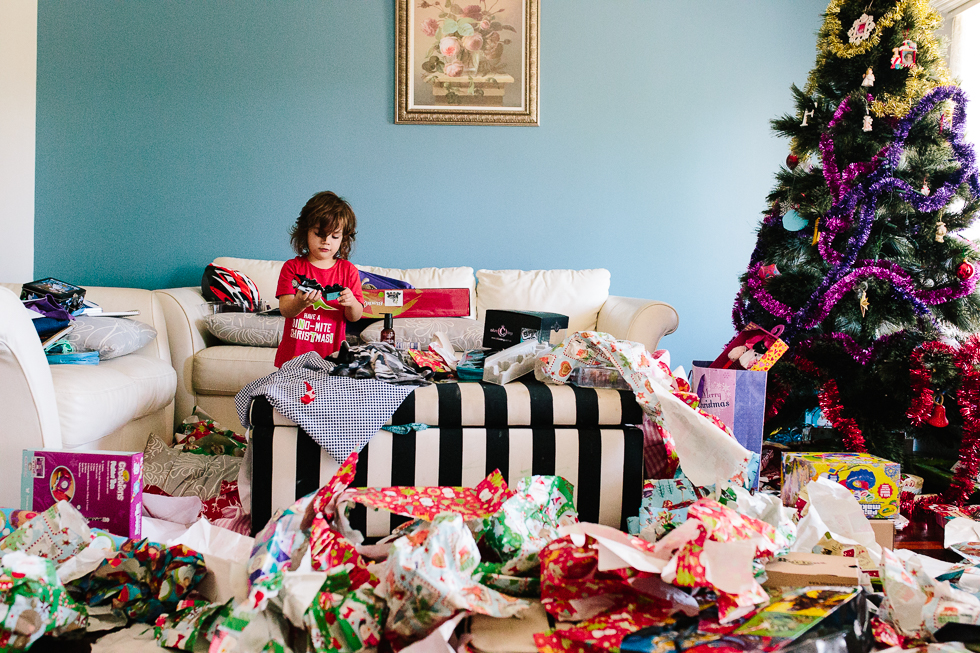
41;324;74;351
96;310;140;318
73;299;103;316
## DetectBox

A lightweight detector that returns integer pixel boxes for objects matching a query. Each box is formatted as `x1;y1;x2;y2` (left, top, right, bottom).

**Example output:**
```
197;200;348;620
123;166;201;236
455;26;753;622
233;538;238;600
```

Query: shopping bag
691;361;767;488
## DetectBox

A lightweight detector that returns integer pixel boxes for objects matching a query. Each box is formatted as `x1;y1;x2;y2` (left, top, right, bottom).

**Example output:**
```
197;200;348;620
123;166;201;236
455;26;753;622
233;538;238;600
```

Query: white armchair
0;285;177;507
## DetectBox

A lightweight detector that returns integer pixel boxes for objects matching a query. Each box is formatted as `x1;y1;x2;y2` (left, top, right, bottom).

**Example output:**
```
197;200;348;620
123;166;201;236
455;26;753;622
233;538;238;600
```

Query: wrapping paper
153;598;231;650
170;518;254;603
346;469;514;523
630;475;708;539
539;332;754;490
378;513;529;648
658;499;781;623
0;552;87;651
71;539;207;623
0;501;93;565
480;475;578;576
944;517;980;550
0;511;39;540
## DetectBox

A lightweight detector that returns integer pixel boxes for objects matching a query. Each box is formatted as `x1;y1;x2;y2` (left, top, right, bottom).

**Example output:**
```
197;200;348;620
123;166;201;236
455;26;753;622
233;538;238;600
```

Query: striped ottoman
247;379;645;537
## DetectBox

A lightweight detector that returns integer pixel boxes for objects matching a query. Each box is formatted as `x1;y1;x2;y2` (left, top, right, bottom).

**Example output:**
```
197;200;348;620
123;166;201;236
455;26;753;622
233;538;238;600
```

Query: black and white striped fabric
389;379;643;428
248;397;643;538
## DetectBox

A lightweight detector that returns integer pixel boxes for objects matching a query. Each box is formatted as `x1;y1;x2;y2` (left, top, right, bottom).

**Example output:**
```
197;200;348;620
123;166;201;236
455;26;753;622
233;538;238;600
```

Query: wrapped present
361;288;470;319
0;552;88;651
782;452;900;519
379;513;529;648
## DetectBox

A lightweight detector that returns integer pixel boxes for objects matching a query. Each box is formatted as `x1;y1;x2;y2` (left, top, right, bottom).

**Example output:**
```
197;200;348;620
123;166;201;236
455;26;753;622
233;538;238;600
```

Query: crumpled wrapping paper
479;475;578;577
0;551;88;651
539;331;754;490
71;538;207;623
344;469;515;524
657;498;783;623
536;526;698;652
377;513;529;649
0;501;93;565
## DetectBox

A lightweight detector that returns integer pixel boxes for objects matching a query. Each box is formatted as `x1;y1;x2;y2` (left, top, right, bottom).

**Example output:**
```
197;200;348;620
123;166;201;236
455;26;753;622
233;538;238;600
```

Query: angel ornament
936;220;947;242
863;115;873;132
862;67;875;87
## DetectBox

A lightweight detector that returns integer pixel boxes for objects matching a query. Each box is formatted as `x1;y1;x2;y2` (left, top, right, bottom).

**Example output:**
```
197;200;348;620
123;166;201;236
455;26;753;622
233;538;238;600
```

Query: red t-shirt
274;257;364;367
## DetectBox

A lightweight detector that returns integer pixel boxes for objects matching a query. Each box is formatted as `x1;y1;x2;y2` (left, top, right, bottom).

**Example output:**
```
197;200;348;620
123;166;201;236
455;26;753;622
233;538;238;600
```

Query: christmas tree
732;0;980;501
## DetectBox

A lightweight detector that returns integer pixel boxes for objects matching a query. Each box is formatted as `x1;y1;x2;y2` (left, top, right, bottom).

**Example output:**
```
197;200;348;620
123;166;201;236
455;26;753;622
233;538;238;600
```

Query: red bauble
927;399;949;428
786;154;800;170
958;262;975;280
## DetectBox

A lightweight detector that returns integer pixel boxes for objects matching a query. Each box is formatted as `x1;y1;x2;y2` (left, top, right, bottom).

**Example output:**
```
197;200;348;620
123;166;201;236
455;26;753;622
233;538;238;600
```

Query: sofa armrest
154;287;216;422
596;295;679;353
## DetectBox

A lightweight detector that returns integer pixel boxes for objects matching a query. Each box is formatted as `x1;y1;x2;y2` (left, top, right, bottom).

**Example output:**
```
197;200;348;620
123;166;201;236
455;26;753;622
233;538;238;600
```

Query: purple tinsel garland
736;86;980;348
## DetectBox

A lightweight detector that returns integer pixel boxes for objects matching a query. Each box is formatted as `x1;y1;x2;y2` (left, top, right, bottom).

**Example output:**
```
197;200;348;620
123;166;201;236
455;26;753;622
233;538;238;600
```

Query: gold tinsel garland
801;0;952;123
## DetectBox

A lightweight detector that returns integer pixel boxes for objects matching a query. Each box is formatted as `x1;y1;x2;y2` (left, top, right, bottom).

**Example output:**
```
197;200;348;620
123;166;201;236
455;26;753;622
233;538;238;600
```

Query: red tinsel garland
906;341;957;426
818;379;868;453
946;336;980;505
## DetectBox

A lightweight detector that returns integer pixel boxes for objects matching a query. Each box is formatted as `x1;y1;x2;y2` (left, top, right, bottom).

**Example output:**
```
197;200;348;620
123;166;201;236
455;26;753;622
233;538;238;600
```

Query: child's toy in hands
292;275;344;301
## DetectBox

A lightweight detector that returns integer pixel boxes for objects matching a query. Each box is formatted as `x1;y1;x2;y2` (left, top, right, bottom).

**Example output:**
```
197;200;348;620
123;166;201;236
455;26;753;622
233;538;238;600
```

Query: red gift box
361;288;470;319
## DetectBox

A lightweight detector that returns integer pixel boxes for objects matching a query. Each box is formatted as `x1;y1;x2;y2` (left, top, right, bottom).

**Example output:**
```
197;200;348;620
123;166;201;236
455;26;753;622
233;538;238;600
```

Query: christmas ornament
958;262;975;280
935;220;947;242
891;40;918;69
812;217;821;246
927;395;949;428
859;289;870;317
862;67;875;87
758;264;781;280
786;154;799;170
782;209;808;232
847;13;876;44
863;115;873;132
801;107;815;127
921;180;930;196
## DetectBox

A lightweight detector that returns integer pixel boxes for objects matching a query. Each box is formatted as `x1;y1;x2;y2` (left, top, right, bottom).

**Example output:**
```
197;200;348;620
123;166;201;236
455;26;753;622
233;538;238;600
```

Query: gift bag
691;361;767;488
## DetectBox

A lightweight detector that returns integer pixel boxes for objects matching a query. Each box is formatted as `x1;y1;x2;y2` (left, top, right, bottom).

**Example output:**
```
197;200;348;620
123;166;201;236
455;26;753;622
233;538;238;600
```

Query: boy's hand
337;288;357;307
300;288;322;308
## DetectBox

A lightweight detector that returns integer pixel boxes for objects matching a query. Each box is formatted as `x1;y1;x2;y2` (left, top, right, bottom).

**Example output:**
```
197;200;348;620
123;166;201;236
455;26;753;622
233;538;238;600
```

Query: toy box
361;288;470;319
482;310;569;351
781;452;900;519
21;449;143;538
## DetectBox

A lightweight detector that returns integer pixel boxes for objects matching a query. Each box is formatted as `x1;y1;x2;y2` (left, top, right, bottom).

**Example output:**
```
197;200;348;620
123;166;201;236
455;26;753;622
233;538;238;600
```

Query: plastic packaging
482;340;550;385
567;365;632;390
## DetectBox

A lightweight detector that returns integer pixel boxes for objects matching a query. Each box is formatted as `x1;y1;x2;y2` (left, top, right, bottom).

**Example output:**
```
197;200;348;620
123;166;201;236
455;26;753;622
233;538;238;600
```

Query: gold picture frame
395;0;539;126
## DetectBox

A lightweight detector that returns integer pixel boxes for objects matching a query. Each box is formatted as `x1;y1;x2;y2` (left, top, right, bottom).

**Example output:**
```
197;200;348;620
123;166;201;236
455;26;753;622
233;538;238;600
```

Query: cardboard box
870;519;895;550
482;310;569;351
781;452;900;519
361;288;470;319
22;449;143;538
763;552;860;587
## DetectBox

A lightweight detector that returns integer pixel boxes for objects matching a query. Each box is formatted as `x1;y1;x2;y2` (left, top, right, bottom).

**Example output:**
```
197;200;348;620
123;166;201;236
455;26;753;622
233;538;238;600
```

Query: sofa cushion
51;365;139;448
51;355;177;447
204;313;284;348
475;269;611;333
66;316;158;360
193;345;277;396
357;265;476;318
360;317;483;351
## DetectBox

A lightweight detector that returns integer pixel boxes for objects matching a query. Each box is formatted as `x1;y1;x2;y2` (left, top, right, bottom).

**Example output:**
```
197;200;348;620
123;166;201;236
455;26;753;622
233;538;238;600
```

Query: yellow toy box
781;452;900;519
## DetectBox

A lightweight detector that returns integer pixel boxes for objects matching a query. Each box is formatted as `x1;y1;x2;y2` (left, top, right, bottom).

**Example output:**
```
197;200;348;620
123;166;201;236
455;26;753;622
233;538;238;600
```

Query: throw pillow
475;269;611;334
142;434;242;501
65;316;158;360
204;313;285;347
360;317;483;351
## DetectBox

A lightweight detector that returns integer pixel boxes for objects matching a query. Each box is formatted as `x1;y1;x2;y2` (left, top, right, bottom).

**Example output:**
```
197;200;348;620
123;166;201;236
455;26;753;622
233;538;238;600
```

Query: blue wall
35;0;827;369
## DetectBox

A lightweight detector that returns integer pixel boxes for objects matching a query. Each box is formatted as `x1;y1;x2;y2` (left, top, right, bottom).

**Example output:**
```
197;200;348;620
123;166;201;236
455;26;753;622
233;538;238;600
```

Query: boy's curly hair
289;191;357;259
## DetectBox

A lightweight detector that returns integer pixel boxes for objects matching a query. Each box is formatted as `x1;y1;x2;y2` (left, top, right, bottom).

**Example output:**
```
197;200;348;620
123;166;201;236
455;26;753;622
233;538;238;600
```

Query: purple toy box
21;449;143;538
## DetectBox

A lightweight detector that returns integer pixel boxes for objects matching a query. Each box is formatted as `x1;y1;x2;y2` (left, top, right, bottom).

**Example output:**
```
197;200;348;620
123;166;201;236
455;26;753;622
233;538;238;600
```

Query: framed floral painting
395;0;539;125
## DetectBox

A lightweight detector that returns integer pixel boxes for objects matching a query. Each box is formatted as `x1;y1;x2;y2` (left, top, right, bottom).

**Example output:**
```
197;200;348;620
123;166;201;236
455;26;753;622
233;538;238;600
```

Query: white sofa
0;284;177;507
156;257;680;431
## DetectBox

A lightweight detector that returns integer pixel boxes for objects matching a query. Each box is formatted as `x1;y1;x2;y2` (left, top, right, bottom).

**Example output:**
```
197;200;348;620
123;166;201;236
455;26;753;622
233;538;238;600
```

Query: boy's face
307;226;343;264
